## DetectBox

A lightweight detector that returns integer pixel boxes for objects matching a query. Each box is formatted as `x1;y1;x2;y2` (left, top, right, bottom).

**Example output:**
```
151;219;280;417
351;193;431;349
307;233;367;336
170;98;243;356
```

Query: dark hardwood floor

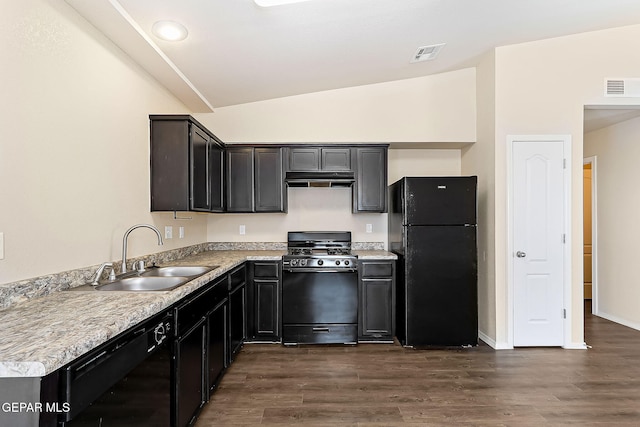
196;303;640;425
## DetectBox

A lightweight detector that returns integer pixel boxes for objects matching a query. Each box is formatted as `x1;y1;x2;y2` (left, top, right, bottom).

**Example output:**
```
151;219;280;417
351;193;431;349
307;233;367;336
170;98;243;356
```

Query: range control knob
300;259;307;266
335;260;341;266
344;260;350;266
317;260;324;266
291;259;299;266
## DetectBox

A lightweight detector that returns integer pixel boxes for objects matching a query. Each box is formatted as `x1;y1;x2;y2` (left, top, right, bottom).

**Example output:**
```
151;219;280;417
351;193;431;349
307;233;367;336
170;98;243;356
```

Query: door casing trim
506;134;574;349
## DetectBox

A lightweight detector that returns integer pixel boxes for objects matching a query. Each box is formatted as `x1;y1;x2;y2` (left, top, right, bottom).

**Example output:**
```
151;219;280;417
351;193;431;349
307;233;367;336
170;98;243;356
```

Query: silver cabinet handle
516;251;527;258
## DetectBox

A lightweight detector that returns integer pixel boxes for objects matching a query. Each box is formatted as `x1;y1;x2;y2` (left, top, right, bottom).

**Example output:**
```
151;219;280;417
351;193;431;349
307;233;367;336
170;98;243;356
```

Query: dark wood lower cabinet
207;297;228;394
358;260;395;342
228;283;246;363
175;318;206;427
246;261;281;342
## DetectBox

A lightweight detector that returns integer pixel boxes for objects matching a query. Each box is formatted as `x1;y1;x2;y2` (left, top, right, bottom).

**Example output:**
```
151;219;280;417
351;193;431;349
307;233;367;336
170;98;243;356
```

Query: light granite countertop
0;249;395;378
354;250;397;260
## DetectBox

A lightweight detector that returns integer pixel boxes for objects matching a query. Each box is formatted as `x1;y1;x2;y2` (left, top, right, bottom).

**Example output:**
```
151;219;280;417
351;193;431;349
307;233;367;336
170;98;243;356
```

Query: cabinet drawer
253;262;279;278
360;262;393;278
229;265;246;290
176;277;226;335
283;324;357;345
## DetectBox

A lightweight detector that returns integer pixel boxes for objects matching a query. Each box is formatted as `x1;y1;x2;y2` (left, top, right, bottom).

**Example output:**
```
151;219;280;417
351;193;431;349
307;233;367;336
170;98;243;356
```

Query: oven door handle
284;268;357;273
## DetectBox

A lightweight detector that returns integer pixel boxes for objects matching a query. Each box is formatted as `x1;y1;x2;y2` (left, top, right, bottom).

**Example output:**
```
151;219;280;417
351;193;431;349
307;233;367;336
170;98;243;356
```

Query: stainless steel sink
95;276;188;291
92;265;217;291
141;266;215;277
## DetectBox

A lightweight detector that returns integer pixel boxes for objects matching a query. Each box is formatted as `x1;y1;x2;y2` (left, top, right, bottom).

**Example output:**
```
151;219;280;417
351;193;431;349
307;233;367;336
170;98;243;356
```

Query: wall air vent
410;43;445;63
605;78;640;97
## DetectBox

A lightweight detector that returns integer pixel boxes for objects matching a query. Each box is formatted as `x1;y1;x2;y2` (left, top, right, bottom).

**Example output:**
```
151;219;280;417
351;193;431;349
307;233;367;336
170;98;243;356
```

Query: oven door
282;269;358;344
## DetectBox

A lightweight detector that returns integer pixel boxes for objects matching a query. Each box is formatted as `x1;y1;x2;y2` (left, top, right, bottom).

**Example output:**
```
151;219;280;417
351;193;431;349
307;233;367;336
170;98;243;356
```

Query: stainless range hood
285;171;355;187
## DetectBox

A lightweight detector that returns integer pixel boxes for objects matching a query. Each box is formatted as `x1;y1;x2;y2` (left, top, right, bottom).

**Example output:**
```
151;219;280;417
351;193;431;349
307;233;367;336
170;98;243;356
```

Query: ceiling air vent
410;43;445;63
605;78;640;97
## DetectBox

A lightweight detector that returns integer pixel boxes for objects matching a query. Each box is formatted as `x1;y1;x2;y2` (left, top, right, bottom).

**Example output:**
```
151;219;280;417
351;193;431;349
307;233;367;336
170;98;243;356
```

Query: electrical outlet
366;224;373;233
164;226;173;239
239;225;246;235
0;232;4;260
179;227;185;239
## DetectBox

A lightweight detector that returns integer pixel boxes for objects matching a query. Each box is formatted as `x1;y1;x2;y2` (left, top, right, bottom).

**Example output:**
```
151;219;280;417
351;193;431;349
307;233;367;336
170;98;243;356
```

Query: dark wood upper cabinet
354;146;388;213
150;115;224;212
321;148;352;171
150;119;190;211
190;125;209;211
287;147;353;172
226;147;286;213
288;147;320;171
226;147;254;212
150;116;385;215
255;148;285;212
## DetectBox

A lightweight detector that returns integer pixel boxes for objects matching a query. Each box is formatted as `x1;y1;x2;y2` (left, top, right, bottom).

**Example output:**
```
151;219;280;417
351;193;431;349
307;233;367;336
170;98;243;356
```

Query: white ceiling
66;0;640;129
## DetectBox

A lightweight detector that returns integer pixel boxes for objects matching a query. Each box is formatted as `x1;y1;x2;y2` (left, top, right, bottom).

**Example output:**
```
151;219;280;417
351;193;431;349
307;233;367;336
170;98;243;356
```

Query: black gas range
282;231;359;345
283;231;357;271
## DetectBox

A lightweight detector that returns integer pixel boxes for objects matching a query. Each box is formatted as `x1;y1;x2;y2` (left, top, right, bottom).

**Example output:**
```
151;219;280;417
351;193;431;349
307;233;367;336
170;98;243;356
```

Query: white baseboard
563;341;588;349
597;310;640;332
478;331;513;350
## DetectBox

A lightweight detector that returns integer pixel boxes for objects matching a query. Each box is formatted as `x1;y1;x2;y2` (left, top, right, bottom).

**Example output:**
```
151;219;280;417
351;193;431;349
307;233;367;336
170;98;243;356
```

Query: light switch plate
0;232;4;259
179;227;185;239
366;224;373;233
165;226;173;239
239;225;246;235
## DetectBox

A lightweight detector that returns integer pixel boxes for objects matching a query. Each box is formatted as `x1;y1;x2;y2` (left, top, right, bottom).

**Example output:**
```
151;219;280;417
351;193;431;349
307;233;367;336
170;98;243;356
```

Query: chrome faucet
92;262;116;285
121;224;164;273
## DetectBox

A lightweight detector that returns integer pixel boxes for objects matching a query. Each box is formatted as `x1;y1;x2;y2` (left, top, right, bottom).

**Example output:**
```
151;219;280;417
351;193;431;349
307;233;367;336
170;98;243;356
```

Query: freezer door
404;225;478;347
404;177;477;226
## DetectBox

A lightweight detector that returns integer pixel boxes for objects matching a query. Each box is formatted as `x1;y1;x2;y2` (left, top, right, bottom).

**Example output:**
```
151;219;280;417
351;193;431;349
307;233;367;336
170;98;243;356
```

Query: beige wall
199;71;471;246
207;188;387;244
584;116;640;330
388;149;461;184
195;68;476;144
462;50;498;346
0;0;206;284
490;24;640;348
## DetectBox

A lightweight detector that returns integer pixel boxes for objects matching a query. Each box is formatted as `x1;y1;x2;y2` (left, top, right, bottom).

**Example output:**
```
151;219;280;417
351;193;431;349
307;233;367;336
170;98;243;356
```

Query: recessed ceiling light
152;20;188;41
254;0;316;7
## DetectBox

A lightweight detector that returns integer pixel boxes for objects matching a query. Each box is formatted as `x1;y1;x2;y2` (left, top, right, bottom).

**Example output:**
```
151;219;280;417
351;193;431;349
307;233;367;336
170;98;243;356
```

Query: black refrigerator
388;176;478;347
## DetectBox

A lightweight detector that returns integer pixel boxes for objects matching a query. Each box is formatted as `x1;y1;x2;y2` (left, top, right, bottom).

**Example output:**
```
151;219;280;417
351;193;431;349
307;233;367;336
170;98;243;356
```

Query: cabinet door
359;278;393;340
207;300;227;394
226;148;254;212
150;120;190;211
354;147;387;213
191;124;210;211
255;279;280;340
288;147;320;171
208;142;224;212
228;284;246;363
321;148;352;171
255;148;285;212
175;319;206;427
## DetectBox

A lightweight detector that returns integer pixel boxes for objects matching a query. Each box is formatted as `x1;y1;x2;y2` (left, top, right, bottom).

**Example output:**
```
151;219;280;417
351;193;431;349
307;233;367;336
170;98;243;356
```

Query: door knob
516;251;526;258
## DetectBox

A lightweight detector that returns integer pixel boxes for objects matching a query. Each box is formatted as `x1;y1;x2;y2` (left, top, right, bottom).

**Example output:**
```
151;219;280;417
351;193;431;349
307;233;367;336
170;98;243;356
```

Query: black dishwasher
60;310;174;426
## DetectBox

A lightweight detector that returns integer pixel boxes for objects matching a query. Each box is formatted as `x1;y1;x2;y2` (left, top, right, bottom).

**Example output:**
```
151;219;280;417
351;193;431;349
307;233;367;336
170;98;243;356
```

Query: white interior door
512;138;566;346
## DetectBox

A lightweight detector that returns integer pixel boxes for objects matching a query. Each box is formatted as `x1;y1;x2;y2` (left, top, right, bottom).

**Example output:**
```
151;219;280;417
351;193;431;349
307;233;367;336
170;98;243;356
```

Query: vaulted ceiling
65;0;640;130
